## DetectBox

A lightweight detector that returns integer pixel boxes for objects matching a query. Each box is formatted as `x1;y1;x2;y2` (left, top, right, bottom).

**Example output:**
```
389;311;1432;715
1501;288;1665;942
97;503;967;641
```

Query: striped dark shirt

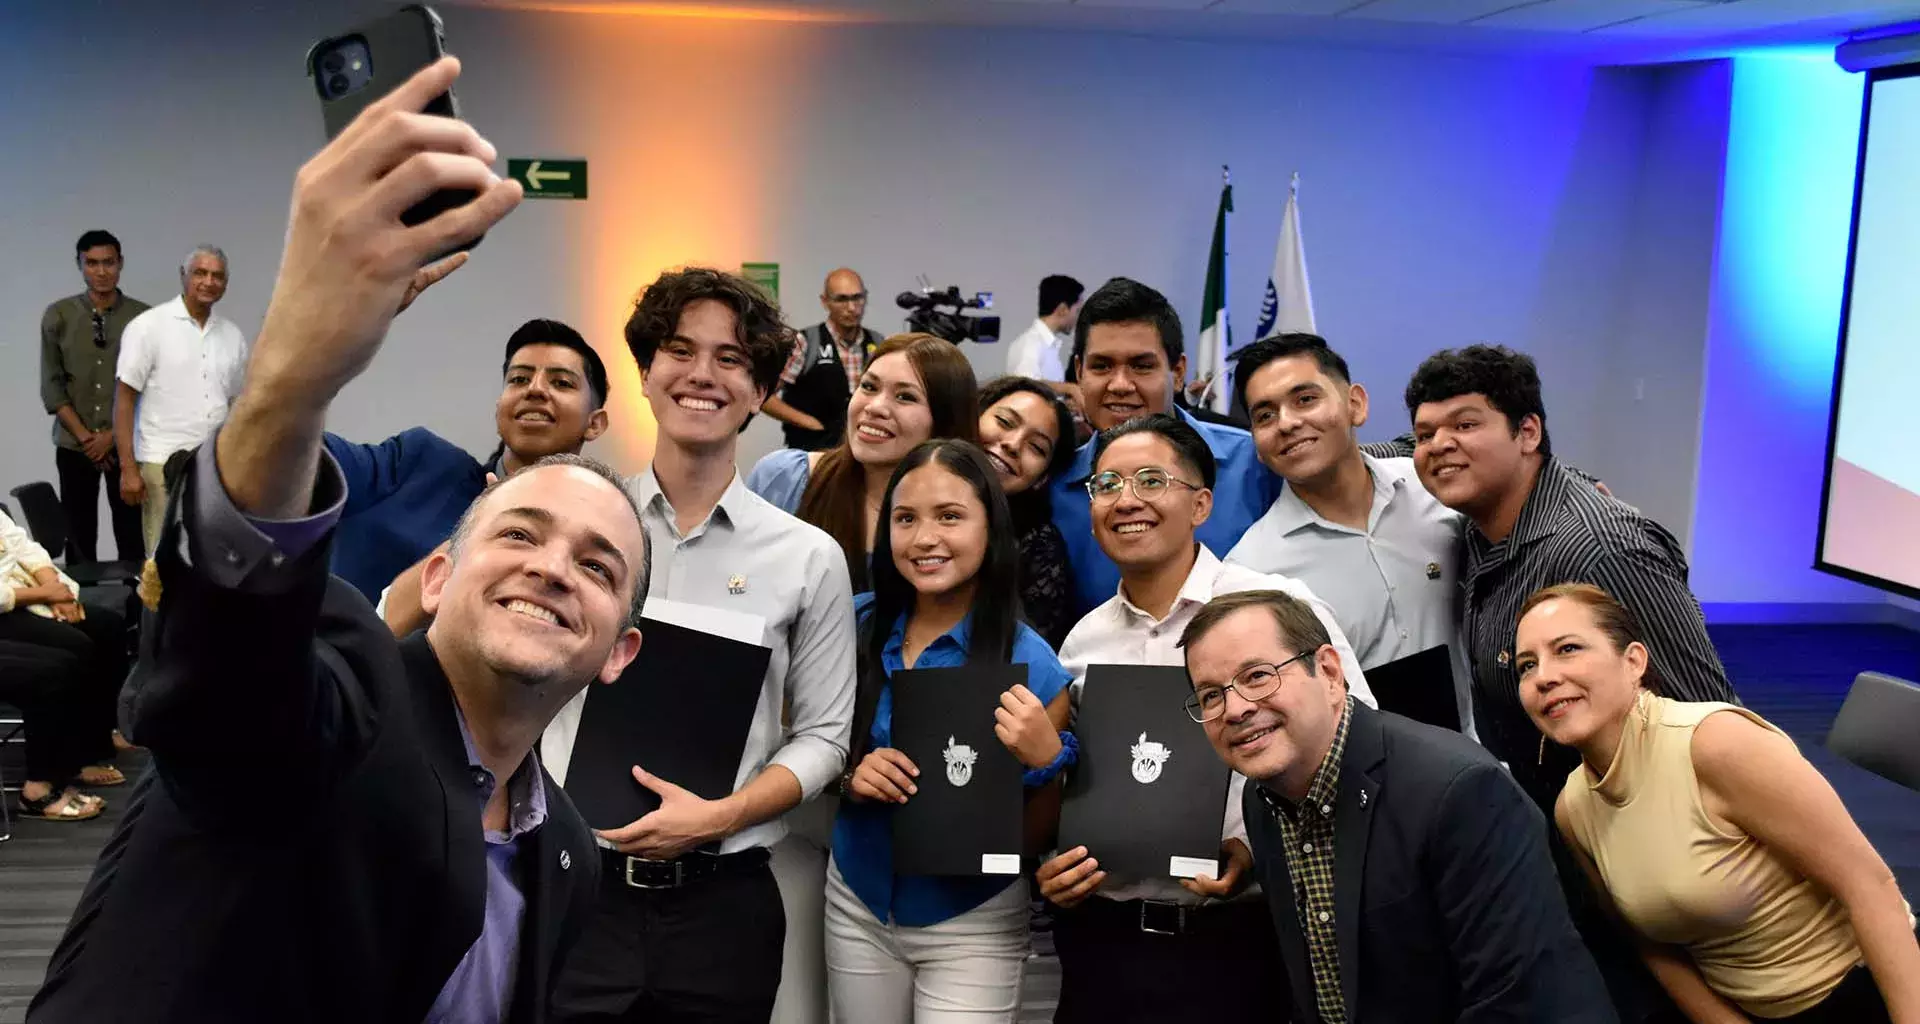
1462;456;1736;809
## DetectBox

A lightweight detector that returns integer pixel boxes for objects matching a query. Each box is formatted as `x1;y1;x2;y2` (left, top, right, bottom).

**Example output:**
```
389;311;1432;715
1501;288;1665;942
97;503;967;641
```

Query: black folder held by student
1059;664;1233;879
1364;644;1461;733
564;614;771;832
889;664;1027;877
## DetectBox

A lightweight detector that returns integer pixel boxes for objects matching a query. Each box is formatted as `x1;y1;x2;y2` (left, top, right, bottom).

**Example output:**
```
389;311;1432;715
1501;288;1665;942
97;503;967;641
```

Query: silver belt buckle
624;856;685;889
1138;900;1185;936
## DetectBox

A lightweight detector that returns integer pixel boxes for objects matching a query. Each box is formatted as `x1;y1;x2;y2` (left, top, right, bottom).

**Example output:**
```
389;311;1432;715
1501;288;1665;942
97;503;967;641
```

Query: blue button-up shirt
832;593;1071;927
1049;405;1282;616
424;705;549;1024
324;427;503;602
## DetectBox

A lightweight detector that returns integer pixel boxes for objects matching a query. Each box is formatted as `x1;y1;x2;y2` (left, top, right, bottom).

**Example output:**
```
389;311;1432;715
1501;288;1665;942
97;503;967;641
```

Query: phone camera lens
327;73;350;97
321;51;346;74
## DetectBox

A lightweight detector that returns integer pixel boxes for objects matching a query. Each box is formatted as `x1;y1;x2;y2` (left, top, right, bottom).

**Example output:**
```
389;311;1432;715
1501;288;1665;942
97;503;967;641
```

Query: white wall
2;1;1720;549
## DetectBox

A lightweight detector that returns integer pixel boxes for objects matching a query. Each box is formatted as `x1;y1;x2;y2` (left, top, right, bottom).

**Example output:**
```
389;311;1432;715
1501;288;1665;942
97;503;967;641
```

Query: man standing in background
113;245;248;554
1006;274;1082;386
759;267;883;451
40;230;148;564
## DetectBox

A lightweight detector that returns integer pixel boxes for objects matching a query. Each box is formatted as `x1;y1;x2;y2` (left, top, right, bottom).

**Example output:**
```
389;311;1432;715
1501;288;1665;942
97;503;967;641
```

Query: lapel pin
1425;562;1442;580
560;849;571;871
728;574;747;595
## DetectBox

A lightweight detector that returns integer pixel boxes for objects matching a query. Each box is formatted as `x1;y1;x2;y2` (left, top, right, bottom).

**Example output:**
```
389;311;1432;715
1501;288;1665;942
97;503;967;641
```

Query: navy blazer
1243;701;1617;1024
30;446;599;1023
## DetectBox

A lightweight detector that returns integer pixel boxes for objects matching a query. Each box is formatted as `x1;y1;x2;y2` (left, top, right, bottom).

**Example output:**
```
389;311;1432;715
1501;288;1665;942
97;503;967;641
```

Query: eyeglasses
826;292;868;305
1184;652;1312;723
91;311;107;349
1085;467;1203;504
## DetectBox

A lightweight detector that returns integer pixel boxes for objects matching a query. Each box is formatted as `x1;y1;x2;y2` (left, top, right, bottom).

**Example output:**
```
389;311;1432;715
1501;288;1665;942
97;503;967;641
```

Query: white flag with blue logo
1255;174;1316;340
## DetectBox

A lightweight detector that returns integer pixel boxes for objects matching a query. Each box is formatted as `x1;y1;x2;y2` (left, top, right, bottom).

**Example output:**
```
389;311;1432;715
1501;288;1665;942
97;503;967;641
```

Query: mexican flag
1194;178;1233;414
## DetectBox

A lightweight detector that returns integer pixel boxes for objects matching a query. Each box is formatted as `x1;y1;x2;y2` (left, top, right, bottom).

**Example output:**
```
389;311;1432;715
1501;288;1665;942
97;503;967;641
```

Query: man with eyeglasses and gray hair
1034;411;1373;1024
1179;587;1614;1023
113;243;249;553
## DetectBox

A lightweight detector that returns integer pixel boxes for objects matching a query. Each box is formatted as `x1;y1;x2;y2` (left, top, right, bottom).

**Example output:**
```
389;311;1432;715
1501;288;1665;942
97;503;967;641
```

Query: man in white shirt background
1034;412;1374;1024
540;267;857;1023
112;244;248;553
1225;333;1476;738
1005;274;1081;386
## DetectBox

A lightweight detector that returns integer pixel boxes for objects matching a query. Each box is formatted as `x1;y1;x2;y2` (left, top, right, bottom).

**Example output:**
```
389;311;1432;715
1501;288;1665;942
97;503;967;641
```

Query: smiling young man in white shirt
1035;412;1374;1024
112;244;248;554
1225;333;1476;738
541;267;857;1023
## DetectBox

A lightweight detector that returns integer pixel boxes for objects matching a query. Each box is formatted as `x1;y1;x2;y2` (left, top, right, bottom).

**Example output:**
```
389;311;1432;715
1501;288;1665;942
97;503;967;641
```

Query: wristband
1023;730;1079;788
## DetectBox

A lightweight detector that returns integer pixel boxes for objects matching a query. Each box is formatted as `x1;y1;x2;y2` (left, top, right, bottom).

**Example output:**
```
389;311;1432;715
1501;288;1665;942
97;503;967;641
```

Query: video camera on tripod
895;284;1001;346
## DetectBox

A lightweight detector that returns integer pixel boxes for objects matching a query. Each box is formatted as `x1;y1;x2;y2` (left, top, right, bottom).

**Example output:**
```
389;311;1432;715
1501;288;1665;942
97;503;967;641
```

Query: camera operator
761;268;883;451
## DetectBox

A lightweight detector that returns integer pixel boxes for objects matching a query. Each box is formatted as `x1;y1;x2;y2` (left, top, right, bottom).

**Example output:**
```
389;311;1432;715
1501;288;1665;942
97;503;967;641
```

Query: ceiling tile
1207;0;1368;14
1072;0;1220;9
1476;0;1713;31
1342;0;1543;24
1591;0;1920;35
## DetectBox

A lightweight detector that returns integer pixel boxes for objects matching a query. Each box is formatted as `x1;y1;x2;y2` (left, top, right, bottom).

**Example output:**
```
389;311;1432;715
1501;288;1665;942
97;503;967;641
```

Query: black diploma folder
888;664;1027;877
564;615;771;832
1363;644;1460;733
1059;664;1232;879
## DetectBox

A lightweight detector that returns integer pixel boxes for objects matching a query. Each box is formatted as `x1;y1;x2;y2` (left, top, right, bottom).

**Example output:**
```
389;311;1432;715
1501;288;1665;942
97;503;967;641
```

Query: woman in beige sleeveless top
1512;583;1919;1023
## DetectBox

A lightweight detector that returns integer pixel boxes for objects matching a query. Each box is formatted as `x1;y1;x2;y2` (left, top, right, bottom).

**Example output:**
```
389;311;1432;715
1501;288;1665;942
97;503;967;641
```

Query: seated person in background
1034;413;1373;1024
0;508;127;821
828;439;1073;1021
1226;334;1474;735
1050;278;1281;617
1518;583;1920;1024
976;376;1078;648
30;60;640;1022
746;333;977;591
1184;589;1615;1024
326;315;610;617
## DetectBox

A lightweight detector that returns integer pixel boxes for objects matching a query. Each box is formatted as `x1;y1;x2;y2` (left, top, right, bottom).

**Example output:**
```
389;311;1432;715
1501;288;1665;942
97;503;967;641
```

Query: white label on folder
642;596;768;648
981;853;1022;875
1168;856;1219;879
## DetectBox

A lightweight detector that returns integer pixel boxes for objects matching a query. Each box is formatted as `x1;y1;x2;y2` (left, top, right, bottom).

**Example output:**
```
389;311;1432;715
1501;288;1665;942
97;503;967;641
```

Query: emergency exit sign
508;158;588;200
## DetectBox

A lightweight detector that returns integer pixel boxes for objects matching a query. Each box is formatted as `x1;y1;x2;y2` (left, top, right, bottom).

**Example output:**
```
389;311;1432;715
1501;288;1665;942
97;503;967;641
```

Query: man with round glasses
1178;588;1612;1023
1034;412;1374;1024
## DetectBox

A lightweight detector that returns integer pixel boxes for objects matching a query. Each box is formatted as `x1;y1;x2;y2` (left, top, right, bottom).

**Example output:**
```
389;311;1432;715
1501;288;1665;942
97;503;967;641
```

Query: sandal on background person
79;764;126;787
18;788;105;822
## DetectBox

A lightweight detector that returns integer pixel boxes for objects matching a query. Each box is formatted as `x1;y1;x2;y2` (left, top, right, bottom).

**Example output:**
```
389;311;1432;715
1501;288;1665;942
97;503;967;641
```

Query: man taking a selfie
29;59;644;1024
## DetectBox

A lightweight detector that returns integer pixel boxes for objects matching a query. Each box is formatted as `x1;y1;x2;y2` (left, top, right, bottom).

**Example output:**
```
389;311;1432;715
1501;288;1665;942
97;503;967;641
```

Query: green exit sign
508;158;588;200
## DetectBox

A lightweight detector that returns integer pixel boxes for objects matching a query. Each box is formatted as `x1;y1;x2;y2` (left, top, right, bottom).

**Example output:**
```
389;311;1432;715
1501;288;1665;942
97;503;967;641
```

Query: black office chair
8;481;143;587
1827;671;1920;793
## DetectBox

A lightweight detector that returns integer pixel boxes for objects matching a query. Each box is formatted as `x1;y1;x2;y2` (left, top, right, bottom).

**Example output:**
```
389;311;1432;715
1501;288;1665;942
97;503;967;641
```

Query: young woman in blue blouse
826;439;1076;1022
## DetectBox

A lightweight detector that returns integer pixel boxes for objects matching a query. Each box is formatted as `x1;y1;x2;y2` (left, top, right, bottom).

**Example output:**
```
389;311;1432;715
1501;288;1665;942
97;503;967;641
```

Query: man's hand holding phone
220;57;520;519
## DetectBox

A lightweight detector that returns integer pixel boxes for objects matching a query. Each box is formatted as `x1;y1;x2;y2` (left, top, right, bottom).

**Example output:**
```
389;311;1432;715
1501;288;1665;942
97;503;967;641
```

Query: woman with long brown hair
748;333;978;590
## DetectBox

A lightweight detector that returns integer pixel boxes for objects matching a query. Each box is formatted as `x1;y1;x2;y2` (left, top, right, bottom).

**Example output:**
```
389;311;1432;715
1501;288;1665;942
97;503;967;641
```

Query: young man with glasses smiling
1179;588;1612;1023
39;230;149;564
1034;412;1374;1024
760;267;883;451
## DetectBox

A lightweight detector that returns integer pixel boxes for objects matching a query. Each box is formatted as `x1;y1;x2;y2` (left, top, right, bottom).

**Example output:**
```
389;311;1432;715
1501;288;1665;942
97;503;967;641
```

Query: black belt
1073;895;1258;937
599;846;769;890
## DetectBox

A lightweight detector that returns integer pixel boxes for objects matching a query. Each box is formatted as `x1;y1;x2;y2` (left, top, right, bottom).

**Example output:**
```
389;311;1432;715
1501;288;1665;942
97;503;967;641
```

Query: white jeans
823;857;1029;1023
770;797;836;1024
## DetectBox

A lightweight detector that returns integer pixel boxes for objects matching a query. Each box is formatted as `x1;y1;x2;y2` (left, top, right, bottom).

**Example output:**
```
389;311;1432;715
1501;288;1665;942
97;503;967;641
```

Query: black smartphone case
307;5;481;252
